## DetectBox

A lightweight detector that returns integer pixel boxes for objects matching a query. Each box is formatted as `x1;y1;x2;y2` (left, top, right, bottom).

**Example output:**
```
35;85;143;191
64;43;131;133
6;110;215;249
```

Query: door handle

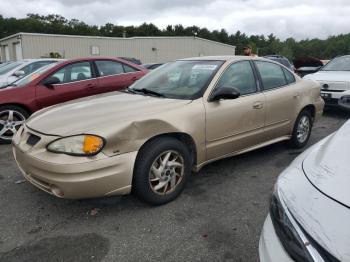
253;101;264;109
293;93;300;99
85;83;96;89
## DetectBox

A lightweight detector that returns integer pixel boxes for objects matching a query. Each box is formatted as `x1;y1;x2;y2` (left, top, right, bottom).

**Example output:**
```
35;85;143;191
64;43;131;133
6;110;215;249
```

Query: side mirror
42;76;60;88
13;70;25;77
209;87;240;102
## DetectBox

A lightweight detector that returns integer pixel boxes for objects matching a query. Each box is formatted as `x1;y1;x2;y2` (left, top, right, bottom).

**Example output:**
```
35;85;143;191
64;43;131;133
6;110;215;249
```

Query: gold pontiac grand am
12;56;324;205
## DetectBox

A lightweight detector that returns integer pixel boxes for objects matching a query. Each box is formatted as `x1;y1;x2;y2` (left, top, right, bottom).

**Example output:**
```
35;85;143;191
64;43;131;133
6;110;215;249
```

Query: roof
180;55;268;61
0;32;235;49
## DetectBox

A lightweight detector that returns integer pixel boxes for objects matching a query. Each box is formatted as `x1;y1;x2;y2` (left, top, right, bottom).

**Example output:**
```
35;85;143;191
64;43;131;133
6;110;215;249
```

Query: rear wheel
132;137;191;205
289;109;313;149
0;105;29;144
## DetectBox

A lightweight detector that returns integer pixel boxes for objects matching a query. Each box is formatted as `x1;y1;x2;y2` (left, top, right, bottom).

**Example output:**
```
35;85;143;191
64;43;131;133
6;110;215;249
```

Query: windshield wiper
119;87;137;94
132;88;165;97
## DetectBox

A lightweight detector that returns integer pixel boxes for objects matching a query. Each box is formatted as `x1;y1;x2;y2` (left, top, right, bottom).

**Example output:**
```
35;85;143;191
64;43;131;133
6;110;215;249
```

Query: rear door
254;61;300;140
35;61;98;109
93;60;143;94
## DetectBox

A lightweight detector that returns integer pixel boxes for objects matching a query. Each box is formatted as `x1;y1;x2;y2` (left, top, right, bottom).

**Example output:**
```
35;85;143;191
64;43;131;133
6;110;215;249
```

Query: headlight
270;193;314;262
270;191;340;262
47;135;105;156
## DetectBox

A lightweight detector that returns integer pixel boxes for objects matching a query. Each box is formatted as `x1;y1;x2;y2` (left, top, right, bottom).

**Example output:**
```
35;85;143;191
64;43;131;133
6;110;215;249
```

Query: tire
132;137;191;205
0;105;29;144
288;109;313;149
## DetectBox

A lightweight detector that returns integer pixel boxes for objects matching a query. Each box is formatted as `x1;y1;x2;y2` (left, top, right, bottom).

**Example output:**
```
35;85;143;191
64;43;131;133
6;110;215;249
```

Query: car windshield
321;56;350;71
10;62;59;87
129;60;224;99
0;62;23;75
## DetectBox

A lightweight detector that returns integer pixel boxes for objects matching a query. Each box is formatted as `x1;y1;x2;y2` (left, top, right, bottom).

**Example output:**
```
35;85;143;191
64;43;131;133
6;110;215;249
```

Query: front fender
102;120;188;156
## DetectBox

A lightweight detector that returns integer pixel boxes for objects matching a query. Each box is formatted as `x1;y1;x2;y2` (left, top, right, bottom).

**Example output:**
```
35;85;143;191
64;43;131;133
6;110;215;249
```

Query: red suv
0;57;147;143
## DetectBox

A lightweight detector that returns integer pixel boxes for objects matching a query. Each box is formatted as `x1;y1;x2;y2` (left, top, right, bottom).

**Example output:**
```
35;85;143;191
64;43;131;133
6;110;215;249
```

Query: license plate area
321;93;332;99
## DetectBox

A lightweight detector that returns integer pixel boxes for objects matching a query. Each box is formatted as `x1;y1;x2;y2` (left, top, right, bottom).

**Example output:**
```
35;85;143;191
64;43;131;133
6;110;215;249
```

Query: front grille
323;98;339;105
26;134;41;146
321;89;345;92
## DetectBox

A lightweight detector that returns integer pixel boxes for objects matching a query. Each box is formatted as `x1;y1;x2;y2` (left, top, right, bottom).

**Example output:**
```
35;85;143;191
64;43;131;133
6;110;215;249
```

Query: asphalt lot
0;108;349;262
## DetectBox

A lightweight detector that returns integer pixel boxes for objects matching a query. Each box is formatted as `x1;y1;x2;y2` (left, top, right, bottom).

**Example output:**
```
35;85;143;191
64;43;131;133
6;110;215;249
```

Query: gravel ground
0;108;349;262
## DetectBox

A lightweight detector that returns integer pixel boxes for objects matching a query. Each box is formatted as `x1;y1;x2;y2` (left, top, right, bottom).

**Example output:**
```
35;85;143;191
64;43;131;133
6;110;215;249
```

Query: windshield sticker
192;64;218;70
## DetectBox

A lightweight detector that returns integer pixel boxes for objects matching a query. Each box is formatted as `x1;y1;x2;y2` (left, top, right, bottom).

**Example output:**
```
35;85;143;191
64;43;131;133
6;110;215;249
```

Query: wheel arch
137;132;198;167
0;103;32;115
300;104;316;121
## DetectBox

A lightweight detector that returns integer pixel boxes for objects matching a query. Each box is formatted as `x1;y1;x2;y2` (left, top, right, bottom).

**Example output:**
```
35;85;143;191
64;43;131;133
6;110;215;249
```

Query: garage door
4;46;10;61
14;42;22;61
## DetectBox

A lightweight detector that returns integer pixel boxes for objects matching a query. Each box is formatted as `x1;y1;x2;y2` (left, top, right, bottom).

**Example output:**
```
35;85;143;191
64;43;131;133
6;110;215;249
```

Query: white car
0;59;60;88
259;120;350;261
304;55;350;109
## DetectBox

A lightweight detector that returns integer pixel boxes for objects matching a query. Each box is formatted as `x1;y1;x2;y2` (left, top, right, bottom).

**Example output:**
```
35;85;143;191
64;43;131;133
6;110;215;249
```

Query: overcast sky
1;0;350;40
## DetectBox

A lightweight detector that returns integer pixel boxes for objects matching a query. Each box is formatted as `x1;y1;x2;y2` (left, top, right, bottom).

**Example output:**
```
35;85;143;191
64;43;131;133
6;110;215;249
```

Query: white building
0;33;236;63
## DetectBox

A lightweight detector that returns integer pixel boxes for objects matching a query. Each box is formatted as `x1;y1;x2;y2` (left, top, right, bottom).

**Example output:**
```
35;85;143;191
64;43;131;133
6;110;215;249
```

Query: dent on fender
103;119;180;156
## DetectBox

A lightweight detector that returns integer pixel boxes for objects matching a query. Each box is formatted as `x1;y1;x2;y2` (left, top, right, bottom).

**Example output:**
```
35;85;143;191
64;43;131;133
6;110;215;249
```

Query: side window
255;61;287;90
95;60;124;77
216;61;257;96
123;64;139;73
283;68;296;84
50;62;92;84
20;64;31;75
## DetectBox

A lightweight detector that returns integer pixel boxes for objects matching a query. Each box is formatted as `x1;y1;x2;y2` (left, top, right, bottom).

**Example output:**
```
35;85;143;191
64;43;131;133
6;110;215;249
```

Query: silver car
259;120;350;261
0;59;61;87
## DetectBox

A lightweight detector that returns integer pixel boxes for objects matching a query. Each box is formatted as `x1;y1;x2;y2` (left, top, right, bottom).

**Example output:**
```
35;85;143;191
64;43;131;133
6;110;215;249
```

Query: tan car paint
13;56;324;199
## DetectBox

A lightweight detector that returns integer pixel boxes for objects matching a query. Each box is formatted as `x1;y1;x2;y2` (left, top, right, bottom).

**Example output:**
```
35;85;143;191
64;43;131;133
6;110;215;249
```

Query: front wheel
132;137;191;205
0;105;29;144
288;110;313;149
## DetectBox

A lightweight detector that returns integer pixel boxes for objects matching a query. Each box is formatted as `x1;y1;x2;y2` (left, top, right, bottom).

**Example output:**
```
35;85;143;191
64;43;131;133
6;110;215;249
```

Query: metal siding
0;36;21;61
1;34;235;63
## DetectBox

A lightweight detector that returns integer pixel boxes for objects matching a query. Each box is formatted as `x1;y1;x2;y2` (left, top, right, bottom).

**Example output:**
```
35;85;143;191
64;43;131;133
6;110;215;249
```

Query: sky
1;0;350;40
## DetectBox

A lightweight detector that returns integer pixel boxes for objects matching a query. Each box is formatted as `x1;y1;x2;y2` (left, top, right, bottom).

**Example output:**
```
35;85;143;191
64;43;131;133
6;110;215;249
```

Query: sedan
259;119;350;262
0;57;147;143
0;59;60;87
12;56;324;205
304;55;350;108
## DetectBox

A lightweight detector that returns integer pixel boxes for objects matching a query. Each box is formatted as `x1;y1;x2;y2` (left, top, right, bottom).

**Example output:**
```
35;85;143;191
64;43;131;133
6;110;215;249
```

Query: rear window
123;64;139;73
95;60;124;76
255;61;287;90
283;68;295;84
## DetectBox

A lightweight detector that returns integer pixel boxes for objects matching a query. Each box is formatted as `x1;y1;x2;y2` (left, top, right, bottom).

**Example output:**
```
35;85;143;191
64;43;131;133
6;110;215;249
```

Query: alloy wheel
296;115;310;144
0;110;25;141
148;150;184;195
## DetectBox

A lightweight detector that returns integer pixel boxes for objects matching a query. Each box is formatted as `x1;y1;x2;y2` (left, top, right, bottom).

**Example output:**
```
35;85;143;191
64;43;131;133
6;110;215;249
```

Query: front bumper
12;126;137;199
321;91;350;109
259;214;294;262
314;98;324;121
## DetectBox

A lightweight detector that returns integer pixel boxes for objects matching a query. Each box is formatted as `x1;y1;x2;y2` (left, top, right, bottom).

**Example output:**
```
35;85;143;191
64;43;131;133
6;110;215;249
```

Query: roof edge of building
0;32;235;48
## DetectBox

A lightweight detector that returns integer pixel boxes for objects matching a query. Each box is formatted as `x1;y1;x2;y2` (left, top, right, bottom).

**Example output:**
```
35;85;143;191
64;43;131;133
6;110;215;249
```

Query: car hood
303;120;350;208
26;91;191;136
277;134;350;261
305;70;350;82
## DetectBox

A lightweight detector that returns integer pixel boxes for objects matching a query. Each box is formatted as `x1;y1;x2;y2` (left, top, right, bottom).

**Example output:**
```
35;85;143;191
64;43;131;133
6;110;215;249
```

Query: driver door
204;60;266;160
36;61;98;109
